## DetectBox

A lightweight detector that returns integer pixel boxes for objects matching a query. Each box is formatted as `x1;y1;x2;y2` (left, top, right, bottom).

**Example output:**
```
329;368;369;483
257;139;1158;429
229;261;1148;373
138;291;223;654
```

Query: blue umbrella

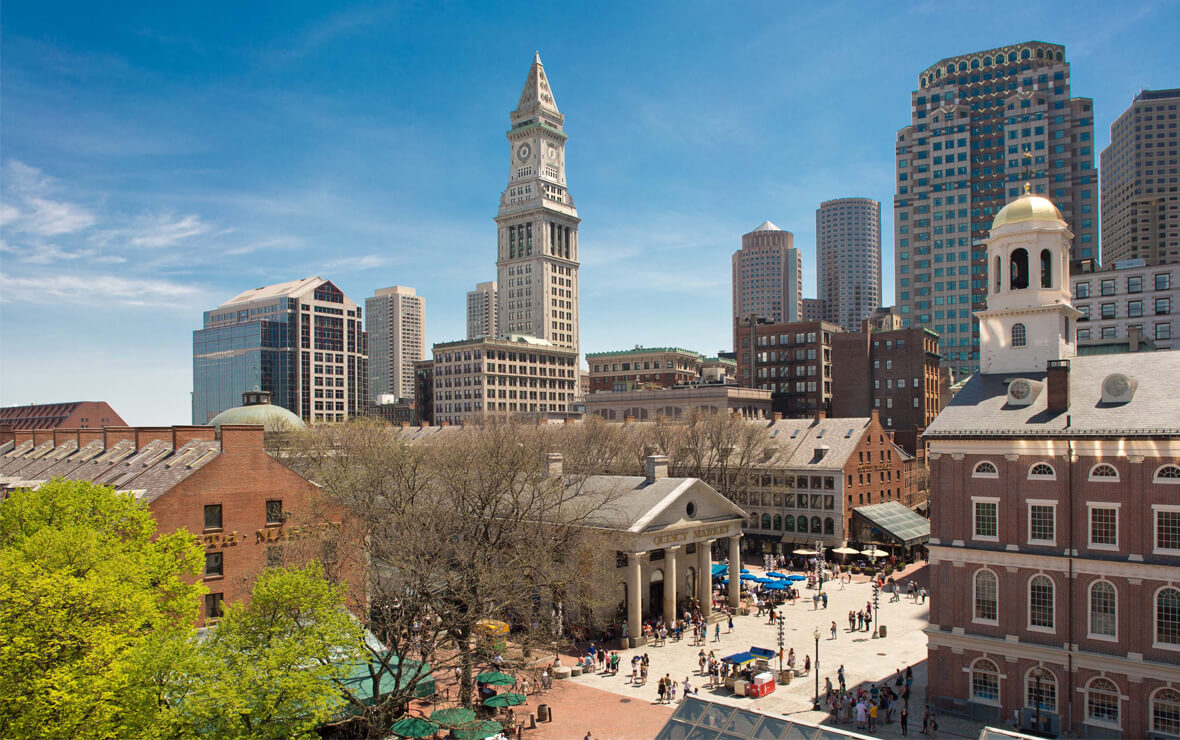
720;577;729;584
740;568;750;573
753;577;775;584
763;581;787;591
739;574;756;581
786;574;807;581
711;564;728;576
766;572;789;579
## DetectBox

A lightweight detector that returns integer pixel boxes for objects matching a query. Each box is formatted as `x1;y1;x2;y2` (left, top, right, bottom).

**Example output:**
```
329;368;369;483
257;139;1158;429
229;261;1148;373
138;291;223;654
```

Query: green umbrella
454;720;503;740
483;692;527;707
475;671;515;686
389;716;440;738
430;707;476;726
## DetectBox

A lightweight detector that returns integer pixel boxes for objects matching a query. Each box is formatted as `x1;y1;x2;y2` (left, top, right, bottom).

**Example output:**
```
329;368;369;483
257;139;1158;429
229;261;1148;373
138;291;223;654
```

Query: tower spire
514;52;561;124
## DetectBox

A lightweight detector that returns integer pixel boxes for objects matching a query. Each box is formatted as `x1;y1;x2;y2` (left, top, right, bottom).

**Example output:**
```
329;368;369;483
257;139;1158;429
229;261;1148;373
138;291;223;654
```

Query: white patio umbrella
793;548;818;556
832;546;860;555
861;547;889;558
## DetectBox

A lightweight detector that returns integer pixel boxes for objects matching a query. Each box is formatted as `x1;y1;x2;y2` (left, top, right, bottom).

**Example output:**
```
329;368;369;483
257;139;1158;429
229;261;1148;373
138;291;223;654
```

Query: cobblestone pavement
558;562;990;739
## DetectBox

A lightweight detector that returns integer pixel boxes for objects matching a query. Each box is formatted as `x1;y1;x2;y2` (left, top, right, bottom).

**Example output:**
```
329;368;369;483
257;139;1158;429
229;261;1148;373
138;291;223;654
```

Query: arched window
749;514;759;529
958;61;967;72
1154;464;1180;483
761;514;772;530
1036;47;1044;58
973;569;998;622
1025;667;1057;712
1040;248;1052;288
1089;463;1119;482
797;515;808;533
824;517;834;535
1021;48;1031;60
1008;51;1017;62
1012;323;1027;347
1010;248;1029;289
971;58;980;69
969;659;1000;704
994;255;1002;292
1086;677;1120;725
972;461;998;478
1028;463;1055;479
1088;580;1117;638
1029;574;1055;630
1152;687;1180;736
1158;587;1180;647
811;516;822;534
783;515;795;532
773;514;782;531
983;55;992;66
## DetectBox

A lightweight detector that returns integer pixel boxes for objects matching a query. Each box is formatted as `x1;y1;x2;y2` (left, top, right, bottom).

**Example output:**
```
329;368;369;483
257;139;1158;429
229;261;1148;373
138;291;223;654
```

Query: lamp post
812;627;821;710
1030;666;1046;735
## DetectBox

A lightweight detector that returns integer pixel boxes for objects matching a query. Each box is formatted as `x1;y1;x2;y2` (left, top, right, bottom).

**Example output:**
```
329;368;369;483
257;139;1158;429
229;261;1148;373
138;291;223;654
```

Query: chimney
563;417;575;425
53;428;81;447
103;426;136;447
32;429;54;447
134;427;173;449
1129;325;1143;352
440;421;450;427
624;415;635;425
219;424;264;452
814;410;827;422
1047;360;1070;413
772;412;783;422
646;454;669;483
0;424;15;446
545;452;564;477
421;419;431;427
870;408;880;423
400;421;410;428
172;425;216;448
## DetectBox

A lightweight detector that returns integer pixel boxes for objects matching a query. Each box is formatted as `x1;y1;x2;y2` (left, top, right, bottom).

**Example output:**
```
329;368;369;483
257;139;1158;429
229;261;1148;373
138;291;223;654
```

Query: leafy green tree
175;561;364;739
0;478;205;739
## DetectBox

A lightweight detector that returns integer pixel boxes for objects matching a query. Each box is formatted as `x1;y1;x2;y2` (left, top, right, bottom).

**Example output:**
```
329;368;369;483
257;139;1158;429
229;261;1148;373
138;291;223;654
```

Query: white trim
1087;503;1120;551
1154;463;1180;484
1027;573;1056;633
1154;505;1180;556
1088;462;1120;482
972;568;1000;626
1027;461;1056;480
1026;500;1057;547
1154;585;1180;652
1086;579;1119;642
972;460;999;479
973;497;1001;542
1083;676;1123;730
1149;686;1180;736
968;657;1003;706
1023;665;1059;713
928;439;1180;457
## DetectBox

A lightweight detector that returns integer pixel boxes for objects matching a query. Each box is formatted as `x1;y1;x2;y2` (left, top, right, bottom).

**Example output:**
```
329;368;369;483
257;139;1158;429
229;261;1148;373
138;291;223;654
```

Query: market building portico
575;455;747;647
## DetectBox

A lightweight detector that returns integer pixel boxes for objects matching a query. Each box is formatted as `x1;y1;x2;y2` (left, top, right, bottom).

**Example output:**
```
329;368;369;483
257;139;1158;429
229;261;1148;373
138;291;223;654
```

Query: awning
721;652;756;665
748;647;777;660
851;502;930;547
336;650;435;708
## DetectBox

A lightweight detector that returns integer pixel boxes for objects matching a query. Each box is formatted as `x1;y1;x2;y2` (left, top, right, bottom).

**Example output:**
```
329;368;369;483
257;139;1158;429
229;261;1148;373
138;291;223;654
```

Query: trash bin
878;625;887;638
537;704;550;722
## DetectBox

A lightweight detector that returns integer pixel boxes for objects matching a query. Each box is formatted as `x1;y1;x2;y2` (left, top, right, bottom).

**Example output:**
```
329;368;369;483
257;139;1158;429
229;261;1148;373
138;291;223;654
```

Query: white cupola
976;185;1080;375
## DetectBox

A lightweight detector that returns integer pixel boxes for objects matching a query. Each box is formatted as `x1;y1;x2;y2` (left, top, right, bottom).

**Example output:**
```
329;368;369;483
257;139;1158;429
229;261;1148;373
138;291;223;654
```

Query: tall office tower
466;280;499;339
495;53;580;364
1101;89;1180;266
817;198;882;332
894;41;1097;380
732;221;802;348
365;285;425;402
193;277;367;424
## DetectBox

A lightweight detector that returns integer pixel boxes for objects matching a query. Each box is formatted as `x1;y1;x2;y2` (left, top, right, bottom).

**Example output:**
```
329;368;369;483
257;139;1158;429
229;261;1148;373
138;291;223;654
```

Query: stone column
698;540;713;618
663;546;679;625
728;535;741;608
627;552;643;646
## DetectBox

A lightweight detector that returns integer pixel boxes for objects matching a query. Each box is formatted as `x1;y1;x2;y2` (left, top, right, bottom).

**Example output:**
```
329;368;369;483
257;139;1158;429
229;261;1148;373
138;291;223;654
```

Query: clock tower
495;52;580;363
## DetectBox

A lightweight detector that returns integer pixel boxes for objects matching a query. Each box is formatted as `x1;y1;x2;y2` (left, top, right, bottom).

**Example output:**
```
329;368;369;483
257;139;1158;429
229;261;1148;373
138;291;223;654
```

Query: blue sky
1;1;1176;424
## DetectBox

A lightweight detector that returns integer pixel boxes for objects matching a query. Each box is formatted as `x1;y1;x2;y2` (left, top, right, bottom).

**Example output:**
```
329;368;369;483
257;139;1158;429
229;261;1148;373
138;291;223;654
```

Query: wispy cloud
2;160;96;236
319;254;392;272
256;6;398;67
0;271;203;307
95;212;216;249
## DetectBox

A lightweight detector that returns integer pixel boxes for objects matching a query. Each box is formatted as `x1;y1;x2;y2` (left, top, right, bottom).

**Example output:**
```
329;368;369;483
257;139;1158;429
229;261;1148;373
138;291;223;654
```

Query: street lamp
812;627;821;710
1030;666;1046;735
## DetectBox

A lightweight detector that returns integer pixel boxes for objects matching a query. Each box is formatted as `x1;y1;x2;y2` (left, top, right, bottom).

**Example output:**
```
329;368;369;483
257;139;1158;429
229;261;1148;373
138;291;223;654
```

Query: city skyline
2;2;1177;424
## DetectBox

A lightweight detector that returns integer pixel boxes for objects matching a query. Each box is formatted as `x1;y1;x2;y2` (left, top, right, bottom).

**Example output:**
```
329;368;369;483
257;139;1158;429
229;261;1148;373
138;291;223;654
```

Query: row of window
972;498;1180;553
203;500;284;531
971;460;1180;483
748;514;836;535
972;569;1180;647
1077;297;1172;318
967;660;1179;734
1075;271;1172;298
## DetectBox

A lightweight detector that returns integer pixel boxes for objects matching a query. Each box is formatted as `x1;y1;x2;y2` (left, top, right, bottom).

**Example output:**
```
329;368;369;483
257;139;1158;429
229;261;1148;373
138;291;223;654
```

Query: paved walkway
556;562;988;739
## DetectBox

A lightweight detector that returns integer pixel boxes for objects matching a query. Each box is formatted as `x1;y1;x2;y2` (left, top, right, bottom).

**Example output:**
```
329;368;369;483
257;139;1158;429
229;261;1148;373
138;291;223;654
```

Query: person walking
667;674;677;702
657;675;667;704
900;704;909;736
831;620;837;640
727;613;734;634
822;592;828;609
838;664;846;691
714;622;720;643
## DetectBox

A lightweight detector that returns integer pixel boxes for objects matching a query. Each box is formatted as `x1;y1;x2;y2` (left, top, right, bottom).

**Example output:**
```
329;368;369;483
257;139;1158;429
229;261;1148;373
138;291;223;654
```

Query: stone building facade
817;197;882;332
735;319;840;418
1071;259;1177;350
586;347;705;393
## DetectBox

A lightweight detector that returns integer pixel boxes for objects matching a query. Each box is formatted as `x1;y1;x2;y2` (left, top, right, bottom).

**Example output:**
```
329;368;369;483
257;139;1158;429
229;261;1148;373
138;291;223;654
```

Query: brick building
584;385;771;421
831;324;944;454
0;424;356;626
735;319;840;418
585;347;704;394
922;190;1180;734
0;401;126;430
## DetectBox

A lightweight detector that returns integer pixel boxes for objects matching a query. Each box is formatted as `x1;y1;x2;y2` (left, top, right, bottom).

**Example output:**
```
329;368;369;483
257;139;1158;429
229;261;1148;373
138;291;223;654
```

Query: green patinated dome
208;389;306;431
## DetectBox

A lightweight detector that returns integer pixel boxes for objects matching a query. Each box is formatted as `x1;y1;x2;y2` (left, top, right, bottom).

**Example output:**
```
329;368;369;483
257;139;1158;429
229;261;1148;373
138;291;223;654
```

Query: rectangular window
204;504;222;530
1128;300;1143;318
1028;503;1056;545
1157;273;1172;291
1127;276;1143;293
1089;506;1119;549
1100;303;1115;319
1075;282;1090;298
205;551;223;577
1155;506;1180;554
973;499;999;540
1100;279;1115;296
1156;297;1172;315
204;592;224;620
1157;323;1172;341
265;499;284;525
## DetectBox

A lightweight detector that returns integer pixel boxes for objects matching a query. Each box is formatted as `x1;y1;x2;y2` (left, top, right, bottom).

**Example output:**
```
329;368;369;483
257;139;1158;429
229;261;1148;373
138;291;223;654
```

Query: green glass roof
850;502;931;546
655;697;874;740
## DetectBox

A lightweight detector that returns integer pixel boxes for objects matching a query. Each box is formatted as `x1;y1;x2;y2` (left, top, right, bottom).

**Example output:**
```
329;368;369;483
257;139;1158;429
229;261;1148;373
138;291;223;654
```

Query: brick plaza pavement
558;562;990;738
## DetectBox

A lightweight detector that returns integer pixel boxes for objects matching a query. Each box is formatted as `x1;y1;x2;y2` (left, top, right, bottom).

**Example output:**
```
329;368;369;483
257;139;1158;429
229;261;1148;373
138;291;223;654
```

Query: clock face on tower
517;143;531;161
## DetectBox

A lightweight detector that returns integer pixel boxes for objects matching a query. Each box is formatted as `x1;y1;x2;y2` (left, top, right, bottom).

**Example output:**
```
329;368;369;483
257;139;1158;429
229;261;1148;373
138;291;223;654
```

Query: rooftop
220;277;324;306
585;347;704;360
